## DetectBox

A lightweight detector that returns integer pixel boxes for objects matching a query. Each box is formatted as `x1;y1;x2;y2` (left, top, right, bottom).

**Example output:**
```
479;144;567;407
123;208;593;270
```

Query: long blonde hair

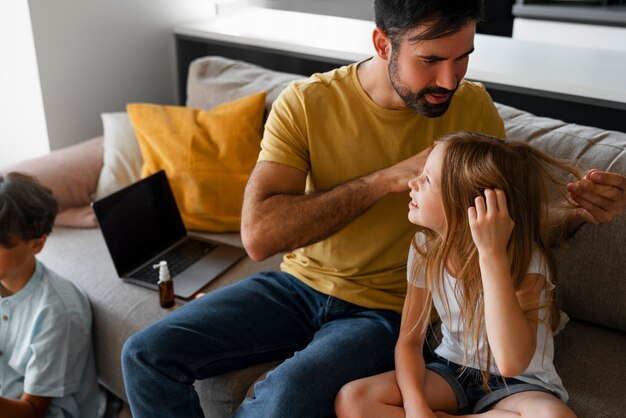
412;131;580;384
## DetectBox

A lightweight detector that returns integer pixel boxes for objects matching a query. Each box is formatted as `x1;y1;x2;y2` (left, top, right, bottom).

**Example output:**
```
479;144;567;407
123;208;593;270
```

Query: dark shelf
513;3;626;26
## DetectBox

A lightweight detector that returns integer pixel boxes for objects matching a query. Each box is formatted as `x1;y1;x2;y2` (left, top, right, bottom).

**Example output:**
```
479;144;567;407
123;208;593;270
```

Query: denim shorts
426;357;558;413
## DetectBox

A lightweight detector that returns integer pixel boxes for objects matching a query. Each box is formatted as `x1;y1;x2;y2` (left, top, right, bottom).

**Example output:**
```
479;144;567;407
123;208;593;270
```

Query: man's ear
30;236;47;254
373;27;392;61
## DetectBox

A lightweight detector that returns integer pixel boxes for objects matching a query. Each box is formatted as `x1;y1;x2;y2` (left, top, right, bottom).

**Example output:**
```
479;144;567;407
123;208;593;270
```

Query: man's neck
357;56;407;110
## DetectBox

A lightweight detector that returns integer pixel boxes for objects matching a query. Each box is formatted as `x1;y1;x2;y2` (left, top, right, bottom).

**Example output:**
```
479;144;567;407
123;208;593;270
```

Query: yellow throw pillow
127;92;266;232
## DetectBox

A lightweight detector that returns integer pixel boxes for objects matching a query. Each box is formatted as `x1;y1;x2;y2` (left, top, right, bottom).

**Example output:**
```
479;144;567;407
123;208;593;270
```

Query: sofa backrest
498;103;626;333
187;56;626;333
187;56;302;115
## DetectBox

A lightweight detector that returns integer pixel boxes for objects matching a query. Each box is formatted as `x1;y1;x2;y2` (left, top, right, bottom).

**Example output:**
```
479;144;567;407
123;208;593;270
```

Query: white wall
29;0;218;152
2;0;361;165
1;0;217;165
0;0;49;166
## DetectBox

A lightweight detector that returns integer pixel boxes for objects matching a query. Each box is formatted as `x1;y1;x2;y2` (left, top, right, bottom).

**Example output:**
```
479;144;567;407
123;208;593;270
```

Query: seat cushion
554;319;626;417
196;360;282;417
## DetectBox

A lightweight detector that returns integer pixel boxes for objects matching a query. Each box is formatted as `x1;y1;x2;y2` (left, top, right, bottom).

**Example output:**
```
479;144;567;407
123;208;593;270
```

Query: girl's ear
373;27;392;61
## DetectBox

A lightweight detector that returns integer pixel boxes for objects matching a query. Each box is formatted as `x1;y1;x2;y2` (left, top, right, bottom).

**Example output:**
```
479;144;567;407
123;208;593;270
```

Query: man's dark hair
374;0;485;44
0;172;58;247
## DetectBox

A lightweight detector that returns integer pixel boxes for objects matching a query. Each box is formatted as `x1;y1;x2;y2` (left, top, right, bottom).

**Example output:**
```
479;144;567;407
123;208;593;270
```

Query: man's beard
388;52;457;118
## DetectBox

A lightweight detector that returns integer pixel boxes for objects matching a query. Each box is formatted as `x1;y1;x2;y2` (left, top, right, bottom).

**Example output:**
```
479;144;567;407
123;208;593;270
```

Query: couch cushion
554;319;626;417
187;56;303;114
196;360;282;417
38;226;284;402
127;92;267;232
497;103;626;332
499;104;625;172
0;137;103;228
94;112;143;200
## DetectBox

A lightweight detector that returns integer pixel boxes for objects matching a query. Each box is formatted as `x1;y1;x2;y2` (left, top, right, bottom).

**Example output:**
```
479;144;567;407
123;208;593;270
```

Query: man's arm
241;150;430;261
0;394;50;418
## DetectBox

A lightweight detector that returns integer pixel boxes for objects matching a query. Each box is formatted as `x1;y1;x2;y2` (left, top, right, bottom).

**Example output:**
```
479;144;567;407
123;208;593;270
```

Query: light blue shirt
0;260;99;418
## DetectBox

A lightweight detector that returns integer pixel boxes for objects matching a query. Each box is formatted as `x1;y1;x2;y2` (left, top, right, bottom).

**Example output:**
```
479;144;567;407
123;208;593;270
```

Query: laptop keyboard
131;240;217;284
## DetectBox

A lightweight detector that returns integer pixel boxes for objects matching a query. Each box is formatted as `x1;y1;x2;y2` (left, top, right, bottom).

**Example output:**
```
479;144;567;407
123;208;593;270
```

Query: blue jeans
122;271;401;418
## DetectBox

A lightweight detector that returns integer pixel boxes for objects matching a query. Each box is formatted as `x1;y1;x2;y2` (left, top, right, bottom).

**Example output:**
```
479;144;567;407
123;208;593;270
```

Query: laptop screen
92;170;187;277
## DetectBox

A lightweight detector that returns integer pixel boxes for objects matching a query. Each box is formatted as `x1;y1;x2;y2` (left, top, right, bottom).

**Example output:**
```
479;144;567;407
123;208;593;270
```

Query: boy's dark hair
374;0;485;44
0;172;58;247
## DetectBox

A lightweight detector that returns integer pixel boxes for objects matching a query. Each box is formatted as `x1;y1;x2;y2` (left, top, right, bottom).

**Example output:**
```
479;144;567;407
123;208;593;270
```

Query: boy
0;172;98;418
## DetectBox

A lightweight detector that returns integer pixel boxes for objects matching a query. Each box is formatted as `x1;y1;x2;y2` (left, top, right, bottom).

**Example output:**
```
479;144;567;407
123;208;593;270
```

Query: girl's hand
468;189;514;255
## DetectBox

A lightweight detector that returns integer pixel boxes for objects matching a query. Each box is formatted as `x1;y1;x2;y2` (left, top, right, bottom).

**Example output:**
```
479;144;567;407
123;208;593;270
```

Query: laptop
92;170;247;299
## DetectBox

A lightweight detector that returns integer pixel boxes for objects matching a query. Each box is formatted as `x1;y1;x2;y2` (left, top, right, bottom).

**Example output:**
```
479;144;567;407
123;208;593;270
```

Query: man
122;1;625;417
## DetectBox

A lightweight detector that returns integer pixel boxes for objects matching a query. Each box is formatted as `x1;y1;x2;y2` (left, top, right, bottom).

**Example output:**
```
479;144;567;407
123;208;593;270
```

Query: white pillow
94;112;143;200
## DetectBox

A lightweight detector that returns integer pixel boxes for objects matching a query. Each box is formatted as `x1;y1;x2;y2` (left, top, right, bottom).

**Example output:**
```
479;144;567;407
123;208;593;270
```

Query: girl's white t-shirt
407;234;568;401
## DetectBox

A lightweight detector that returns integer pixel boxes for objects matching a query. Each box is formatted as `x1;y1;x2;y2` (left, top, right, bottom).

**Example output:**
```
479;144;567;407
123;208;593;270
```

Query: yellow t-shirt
259;62;505;313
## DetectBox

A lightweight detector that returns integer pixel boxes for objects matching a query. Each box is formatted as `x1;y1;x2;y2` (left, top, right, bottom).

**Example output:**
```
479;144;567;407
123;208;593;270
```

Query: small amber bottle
154;261;175;308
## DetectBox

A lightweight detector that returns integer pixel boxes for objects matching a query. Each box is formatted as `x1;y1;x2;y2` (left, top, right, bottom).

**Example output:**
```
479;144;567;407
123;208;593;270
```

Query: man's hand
380;147;431;194
567;169;626;225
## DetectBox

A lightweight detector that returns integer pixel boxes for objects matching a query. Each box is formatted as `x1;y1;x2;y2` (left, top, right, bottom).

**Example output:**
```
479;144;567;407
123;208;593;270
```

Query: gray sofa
21;56;626;417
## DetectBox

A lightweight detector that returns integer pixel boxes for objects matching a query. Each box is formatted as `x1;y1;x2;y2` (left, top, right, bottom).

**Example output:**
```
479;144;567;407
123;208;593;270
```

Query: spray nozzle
153;260;171;284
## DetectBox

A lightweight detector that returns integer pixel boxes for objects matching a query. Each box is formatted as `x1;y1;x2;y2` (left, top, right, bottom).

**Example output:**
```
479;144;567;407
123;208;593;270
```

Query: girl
335;132;578;418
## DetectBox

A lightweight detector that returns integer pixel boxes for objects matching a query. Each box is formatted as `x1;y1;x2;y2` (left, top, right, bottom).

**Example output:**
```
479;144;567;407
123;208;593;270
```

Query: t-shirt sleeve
479;87;506;138
527;248;555;290
258;81;310;173
22;309;92;397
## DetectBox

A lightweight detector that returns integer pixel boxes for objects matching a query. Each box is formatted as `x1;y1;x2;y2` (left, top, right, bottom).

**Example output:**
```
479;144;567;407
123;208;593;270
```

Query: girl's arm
395;284;436;418
468;189;541;377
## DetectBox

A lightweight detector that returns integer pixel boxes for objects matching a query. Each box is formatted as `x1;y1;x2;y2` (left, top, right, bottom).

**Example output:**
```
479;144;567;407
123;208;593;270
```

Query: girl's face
408;143;446;233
